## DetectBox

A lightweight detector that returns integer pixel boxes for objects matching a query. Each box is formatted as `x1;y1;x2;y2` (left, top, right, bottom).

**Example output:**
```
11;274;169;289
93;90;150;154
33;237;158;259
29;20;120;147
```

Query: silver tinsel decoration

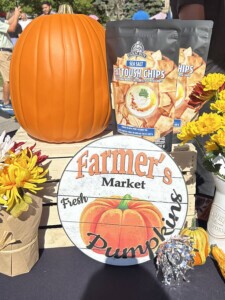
156;236;195;286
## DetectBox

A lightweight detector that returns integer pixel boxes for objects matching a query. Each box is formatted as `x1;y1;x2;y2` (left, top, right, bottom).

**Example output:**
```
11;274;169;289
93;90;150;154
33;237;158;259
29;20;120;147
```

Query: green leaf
139;88;149;98
205;152;216;160
10;201;29;218
23;194;33;204
203;159;221;173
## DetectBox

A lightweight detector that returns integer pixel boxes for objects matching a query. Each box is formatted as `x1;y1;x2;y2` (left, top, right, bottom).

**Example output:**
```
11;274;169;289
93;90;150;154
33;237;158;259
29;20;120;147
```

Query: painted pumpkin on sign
80;194;164;258
10;14;111;143
180;226;210;266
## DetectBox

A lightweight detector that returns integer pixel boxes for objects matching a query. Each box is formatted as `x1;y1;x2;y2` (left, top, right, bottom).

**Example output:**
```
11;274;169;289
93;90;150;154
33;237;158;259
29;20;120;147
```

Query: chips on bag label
106;20;181;152
173;20;213;133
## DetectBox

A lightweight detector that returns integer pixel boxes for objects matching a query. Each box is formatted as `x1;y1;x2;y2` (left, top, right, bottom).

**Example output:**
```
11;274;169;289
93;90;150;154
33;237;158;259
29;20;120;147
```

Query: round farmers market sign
57;135;188;266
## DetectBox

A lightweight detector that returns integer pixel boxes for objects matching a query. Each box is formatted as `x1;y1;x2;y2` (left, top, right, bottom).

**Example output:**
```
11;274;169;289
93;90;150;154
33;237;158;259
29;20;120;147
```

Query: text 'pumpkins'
10;14;111;143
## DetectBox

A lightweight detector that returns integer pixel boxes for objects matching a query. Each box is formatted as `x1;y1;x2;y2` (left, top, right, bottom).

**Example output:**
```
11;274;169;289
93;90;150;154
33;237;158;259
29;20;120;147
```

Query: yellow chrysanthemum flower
196;113;222;136
178;73;225;175
0;148;48;216
210;99;225;113
205;140;219;153
201;73;225;91
210;129;225;148
177;121;200;143
218;90;225;101
221;117;225;126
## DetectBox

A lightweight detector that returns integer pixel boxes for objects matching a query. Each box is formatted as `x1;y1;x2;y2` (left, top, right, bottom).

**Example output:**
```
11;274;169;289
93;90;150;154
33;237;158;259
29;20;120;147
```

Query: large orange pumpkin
10;14;111;143
80;194;164;257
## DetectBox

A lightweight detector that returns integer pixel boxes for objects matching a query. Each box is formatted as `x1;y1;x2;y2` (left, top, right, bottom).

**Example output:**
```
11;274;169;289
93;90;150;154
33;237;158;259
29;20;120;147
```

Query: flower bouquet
177;73;225;178
177;73;225;251
0;131;48;276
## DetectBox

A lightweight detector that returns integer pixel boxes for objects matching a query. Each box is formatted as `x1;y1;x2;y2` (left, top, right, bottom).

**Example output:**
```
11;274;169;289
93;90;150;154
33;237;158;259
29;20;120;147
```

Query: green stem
117;194;132;210
194;137;206;157
191;216;197;229
215;91;219;101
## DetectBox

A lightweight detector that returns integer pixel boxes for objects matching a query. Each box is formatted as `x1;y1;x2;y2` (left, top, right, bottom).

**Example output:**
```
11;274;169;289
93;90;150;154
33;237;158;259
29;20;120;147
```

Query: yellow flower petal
0;147;48;213
201;73;225;91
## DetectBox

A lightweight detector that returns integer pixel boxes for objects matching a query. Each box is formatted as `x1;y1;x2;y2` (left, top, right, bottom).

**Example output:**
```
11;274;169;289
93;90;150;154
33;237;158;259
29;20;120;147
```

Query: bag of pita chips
173;20;213;133
106;20;181;152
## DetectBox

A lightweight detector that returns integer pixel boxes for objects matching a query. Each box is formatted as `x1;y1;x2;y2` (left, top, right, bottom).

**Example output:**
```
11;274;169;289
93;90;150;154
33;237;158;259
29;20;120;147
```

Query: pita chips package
173;20;213;133
106;20;181;152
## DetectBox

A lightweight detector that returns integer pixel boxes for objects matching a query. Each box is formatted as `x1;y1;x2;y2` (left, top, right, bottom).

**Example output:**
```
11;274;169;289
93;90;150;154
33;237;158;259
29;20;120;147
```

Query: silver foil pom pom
156;236;195;286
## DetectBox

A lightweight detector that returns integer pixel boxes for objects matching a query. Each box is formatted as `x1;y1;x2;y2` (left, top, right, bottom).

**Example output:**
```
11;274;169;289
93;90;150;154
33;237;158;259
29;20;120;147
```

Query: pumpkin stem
117;194;132;210
191;216;197;229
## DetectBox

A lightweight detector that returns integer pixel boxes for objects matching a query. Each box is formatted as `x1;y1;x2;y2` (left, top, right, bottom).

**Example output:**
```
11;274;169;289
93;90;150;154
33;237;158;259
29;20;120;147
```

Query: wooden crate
13;128;197;248
171;143;197;228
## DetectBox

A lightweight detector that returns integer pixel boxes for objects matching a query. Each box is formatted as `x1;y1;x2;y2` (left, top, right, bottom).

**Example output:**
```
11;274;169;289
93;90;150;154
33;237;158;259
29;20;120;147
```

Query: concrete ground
0;86;20;135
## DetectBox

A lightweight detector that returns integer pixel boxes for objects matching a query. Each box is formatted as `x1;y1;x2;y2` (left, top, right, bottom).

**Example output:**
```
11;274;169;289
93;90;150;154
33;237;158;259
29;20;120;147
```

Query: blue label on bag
117;124;155;136
126;60;146;68
173;119;181;127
